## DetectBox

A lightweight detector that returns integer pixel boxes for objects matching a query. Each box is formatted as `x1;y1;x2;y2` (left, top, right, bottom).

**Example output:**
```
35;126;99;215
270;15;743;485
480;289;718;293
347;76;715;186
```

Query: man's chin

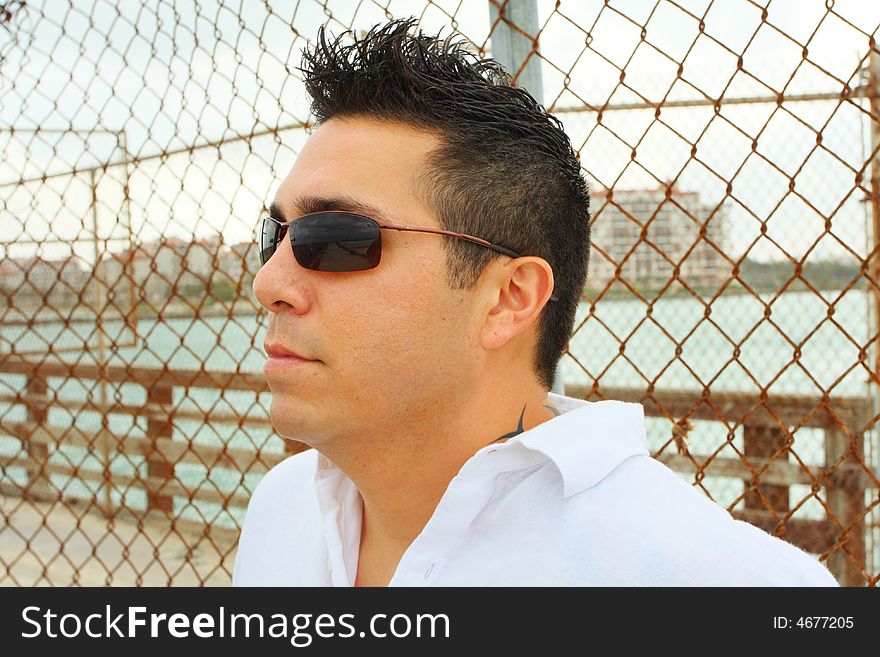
270;406;338;446
268;400;313;440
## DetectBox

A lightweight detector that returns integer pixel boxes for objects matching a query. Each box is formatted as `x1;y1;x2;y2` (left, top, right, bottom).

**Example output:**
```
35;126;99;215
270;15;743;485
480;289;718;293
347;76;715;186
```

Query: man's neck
320;390;563;565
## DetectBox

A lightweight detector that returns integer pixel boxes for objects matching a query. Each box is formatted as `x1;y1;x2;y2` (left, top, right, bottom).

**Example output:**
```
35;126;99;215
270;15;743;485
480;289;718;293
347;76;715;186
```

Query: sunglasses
259;210;559;301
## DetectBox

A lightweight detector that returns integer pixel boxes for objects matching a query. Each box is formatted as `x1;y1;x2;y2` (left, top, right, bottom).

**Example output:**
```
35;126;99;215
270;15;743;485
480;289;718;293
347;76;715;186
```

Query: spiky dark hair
298;17;590;390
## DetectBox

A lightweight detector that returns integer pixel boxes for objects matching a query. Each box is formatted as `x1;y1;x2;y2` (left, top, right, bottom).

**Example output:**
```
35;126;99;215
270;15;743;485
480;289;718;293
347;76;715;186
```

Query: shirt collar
516;393;649;498
315;393;648;500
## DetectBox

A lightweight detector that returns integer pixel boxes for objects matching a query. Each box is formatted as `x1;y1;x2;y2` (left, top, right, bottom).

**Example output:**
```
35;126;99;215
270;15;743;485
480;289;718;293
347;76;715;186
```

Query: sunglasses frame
260;210;559;302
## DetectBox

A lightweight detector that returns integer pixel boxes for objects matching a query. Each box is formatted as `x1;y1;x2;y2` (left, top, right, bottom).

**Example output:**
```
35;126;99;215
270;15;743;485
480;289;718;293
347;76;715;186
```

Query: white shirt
233;393;839;586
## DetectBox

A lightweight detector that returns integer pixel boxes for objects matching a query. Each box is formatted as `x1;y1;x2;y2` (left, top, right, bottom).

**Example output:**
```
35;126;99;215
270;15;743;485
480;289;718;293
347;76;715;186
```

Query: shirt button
424;562;435;579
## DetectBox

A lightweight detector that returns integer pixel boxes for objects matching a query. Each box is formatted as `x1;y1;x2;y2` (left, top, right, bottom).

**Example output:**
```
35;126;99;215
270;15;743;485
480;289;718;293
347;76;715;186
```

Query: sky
1;0;880;265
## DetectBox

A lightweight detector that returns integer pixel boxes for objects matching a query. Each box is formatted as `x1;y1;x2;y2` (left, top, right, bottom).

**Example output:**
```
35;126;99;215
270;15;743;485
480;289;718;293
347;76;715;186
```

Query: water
562;287;872;397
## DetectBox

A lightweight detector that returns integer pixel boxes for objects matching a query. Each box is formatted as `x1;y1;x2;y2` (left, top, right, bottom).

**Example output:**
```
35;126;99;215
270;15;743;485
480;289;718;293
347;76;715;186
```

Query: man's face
253;116;482;445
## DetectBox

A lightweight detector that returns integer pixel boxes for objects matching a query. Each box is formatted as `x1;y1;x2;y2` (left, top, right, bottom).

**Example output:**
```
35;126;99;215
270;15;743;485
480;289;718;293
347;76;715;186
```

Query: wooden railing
0;355;306;545
1;355;876;585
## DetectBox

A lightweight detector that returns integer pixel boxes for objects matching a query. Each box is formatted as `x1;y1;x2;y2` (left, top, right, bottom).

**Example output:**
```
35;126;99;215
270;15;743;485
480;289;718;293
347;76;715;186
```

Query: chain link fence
1;0;879;586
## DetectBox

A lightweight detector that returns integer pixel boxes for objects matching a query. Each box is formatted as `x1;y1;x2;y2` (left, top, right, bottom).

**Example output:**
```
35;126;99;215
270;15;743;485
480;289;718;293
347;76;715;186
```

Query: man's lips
263;343;319;361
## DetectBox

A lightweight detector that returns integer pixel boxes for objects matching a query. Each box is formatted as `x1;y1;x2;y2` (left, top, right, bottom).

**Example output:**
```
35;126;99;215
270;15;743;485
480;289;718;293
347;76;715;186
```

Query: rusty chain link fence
1;0;879;586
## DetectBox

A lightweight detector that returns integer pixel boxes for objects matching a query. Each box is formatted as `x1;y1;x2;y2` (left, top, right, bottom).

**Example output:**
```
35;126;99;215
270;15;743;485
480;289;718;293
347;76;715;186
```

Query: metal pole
866;44;880;583
488;0;544;103
869;50;880;395
488;0;566;395
90;169;113;517
120;130;139;345
858;53;877;579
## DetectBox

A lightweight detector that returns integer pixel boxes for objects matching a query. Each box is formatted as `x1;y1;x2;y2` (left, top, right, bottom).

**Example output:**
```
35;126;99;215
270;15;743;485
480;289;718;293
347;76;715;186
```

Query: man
233;18;838;586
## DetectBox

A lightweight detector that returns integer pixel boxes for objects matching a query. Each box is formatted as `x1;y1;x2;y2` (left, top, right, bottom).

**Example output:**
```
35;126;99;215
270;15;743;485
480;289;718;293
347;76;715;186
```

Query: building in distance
588;185;729;289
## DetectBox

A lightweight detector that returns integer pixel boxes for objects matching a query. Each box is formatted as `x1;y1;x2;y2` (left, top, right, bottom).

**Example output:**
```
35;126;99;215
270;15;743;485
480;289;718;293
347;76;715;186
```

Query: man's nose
252;229;313;314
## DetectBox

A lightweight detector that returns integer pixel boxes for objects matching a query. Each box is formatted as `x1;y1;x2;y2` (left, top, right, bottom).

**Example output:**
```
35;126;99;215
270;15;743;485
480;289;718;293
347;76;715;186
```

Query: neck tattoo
543;403;561;417
489;403;527;445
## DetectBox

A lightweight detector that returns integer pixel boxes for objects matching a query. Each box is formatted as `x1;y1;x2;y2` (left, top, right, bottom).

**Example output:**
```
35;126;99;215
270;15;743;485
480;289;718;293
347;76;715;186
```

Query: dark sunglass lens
259;216;287;266
292;212;381;272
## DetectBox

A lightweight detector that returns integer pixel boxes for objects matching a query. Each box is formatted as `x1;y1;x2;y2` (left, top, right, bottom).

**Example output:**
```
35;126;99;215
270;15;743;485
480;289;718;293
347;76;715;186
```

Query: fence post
824;425;866;586
870;43;880;410
146;382;175;513
488;0;544;102
24;374;52;501
743;422;790;515
865;25;880;591
89;168;115;517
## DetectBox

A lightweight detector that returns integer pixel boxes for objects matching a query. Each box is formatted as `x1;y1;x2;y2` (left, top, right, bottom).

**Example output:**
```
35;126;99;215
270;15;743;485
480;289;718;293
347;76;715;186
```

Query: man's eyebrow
269;202;287;222
269;194;389;223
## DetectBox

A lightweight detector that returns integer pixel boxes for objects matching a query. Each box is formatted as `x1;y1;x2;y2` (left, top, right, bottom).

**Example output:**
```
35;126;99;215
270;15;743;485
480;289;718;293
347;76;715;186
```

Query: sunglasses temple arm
382;225;558;302
382;225;520;257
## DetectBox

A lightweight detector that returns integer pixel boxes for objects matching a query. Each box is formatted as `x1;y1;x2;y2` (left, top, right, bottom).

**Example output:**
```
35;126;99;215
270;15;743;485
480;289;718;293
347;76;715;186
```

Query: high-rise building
588;185;729;288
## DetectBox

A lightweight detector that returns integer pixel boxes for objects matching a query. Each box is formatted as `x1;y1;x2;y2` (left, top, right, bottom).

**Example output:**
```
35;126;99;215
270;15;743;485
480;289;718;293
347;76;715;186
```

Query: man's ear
479;256;555;351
